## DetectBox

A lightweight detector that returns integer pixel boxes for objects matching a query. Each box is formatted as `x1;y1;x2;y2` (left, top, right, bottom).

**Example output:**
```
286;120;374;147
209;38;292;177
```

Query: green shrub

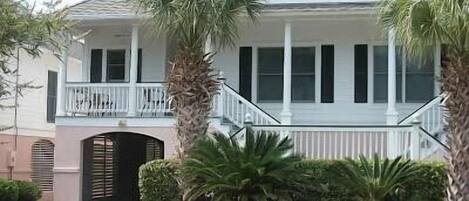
139;159;181;201
138;159;446;201
397;161;447;201
298;160;447;201
0;178;19;201
14;181;42;201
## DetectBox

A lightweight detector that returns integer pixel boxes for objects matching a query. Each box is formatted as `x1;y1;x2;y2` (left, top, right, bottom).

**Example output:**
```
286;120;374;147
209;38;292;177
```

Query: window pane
406;49;434;102
373;46;402;103
292;47;315;73
107;50;126;81
258;75;283;101
292;75;315;101
107;50;125;64
406;74;434;102
258;48;283;74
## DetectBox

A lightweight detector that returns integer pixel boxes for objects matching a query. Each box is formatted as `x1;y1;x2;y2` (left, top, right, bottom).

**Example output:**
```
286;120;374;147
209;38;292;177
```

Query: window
258;48;284;102
31;140;54;191
91;135;115;199
257;47;315;102
106;50;126;82
292;47;315;102
46;71;57;123
373;45;434;103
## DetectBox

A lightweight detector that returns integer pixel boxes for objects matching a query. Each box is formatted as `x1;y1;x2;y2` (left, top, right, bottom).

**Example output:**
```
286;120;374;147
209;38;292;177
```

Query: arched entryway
82;132;164;201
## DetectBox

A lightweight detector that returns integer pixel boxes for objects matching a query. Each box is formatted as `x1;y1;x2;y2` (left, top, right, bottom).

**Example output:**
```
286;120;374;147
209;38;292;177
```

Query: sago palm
182;129;306;201
379;0;469;200
334;155;419;201
136;0;263;159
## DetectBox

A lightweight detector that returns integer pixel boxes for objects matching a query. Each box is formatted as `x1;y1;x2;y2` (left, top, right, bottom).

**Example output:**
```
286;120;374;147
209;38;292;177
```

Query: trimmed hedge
139;160;447;201
139;160;181;201
0;179;42;201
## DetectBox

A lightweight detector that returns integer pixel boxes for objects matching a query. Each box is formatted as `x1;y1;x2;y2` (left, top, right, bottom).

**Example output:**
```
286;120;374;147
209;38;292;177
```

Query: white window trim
251;42;323;104
86;45;131;83
369;42;440;104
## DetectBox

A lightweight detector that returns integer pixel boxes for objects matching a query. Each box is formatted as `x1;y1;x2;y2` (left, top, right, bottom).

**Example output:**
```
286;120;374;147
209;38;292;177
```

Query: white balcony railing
65;83;171;117
65;83;130;116
136;83;173;116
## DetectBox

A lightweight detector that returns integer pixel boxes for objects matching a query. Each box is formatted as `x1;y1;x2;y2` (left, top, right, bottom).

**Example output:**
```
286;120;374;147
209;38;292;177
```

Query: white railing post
128;25;139;117
56;47;68;116
217;71;226;118
410;119;422;160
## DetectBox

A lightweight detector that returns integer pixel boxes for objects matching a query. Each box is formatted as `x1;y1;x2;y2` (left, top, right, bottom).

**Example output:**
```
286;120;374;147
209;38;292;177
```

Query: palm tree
379;0;469;199
182;129;307;201
334;155;419;201
136;0;263;159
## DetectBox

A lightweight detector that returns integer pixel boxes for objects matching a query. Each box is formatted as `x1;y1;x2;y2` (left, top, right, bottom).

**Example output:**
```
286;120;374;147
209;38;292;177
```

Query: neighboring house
55;0;447;201
0;47;81;201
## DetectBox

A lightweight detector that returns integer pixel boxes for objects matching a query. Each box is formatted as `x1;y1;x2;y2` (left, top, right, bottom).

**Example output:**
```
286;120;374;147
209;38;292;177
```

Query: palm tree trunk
441;55;469;201
166;47;219;160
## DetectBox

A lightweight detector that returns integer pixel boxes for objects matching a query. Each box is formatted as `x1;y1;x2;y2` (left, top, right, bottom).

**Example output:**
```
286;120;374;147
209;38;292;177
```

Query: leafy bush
139;160;181;201
297;159;447;201
182;130;307;201
14;181;42;201
333;155;420;201
139;159;446;201
0;178;19;201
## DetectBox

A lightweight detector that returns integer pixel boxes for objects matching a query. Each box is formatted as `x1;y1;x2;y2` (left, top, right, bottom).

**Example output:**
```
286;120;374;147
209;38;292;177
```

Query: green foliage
0;0;73;112
379;0;469;58
332;155;420;201
136;0;263;49
182;129;307;201
14;181;42;201
139;160;181;201
396;162;447;201
0;178;19;201
139;158;446;201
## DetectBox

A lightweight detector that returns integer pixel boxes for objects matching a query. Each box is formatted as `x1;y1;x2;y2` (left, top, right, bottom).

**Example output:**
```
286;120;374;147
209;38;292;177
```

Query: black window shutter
90;49;103;83
354;45;368;103
137;49;143;83
46;71;58;123
321;45;334;103
239;47;252;101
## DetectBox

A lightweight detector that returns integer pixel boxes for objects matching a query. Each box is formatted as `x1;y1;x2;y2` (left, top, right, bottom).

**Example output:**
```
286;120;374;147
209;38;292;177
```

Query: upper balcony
65;82;172;117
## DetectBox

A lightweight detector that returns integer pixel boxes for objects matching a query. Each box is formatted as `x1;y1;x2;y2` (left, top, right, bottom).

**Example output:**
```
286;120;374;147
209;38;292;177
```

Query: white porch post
204;34;212;54
128;25;139;117
56;47;68;116
386;29;399;158
386;29;399;125
281;21;292;125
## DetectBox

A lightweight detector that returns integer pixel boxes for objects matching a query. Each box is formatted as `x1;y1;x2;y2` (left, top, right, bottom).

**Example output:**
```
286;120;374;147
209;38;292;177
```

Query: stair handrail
399;94;446;128
220;83;281;127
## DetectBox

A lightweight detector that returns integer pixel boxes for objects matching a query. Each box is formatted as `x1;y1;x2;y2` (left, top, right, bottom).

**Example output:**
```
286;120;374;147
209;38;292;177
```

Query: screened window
373;46;434;103
257;47;315;102
31;140;54;191
106;50;126;82
292;47;315;102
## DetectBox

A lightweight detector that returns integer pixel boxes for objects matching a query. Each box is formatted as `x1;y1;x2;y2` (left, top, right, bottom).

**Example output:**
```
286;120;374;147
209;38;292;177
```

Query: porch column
128;25;139;117
386;29;399;158
56;47;68;116
204;33;212;54
281;21;292;125
386;29;399;125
